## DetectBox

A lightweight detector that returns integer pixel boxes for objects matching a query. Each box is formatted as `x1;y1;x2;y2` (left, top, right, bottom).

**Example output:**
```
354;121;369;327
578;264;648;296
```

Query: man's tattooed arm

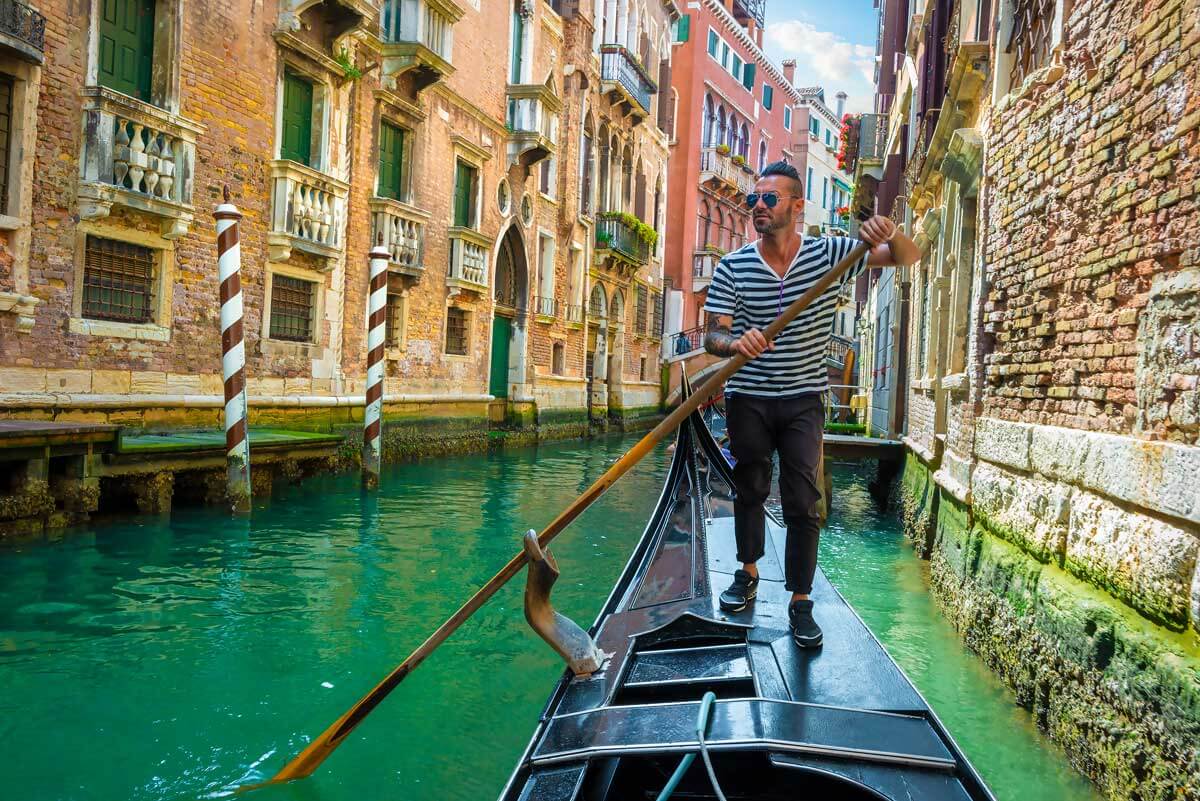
704;316;738;357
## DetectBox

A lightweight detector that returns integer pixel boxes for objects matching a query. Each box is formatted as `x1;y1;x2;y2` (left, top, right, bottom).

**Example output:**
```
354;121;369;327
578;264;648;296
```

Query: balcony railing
700;148;753;197
600;44;656;117
693;249;720;292
380;0;461;91
595;213;649;265
534;295;558;318
0;0;45;63
77;87;201;239
370;197;429;277
858;113;887;165
731;0;765;27
506;83;560;168
669;325;705;356
268;160;349;264
826;334;857;368
447;227;489;292
565;303;584;324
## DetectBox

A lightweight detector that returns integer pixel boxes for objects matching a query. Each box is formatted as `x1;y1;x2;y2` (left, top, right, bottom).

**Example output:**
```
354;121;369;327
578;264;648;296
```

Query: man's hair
760;161;803;197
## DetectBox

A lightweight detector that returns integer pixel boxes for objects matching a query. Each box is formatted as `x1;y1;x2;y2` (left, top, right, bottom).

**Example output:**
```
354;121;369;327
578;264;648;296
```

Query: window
1007;0;1056;88
825;129;832;147
810;117;820;137
580;126;594;214
822;177;828;208
552;342;565;375
510;5;525;84
677;14;690;42
741;62;755;91
720;42;730;69
639;356;647;381
82;236;155;323
453;159;479;228
281;70;314;166
270;274;316;342
0;74;11;215
385;293;406;347
784;107;792;130
873;305;890;390
636;285;648;334
707;29;718;57
445;306;469;355
757;140;767;173
537;233;555;309
806;167;813;200
377;120;408;200
731;54;743;82
762;84;773;110
98;0;155;102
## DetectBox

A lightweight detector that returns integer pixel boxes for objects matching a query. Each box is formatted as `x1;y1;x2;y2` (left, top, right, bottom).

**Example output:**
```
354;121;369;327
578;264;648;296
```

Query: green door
453;160;476;228
281;71;314;166
377;121;406;200
489;315;511;398
98;0;155;102
510;10;524;84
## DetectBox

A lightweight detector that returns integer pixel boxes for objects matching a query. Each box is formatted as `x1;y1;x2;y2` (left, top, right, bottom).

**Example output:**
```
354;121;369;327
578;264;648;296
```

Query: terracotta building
661;0;800;352
855;0;1200;795
0;0;675;453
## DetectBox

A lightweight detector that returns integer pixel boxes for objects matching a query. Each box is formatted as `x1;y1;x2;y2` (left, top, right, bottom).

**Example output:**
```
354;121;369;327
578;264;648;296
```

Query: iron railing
669;325;705;356
826;334;857;367
600;44;655;115
858;113;887;164
595;212;650;264
0;0;45;57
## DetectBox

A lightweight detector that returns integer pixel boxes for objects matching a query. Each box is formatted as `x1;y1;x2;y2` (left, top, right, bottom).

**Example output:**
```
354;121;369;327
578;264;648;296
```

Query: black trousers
725;393;823;594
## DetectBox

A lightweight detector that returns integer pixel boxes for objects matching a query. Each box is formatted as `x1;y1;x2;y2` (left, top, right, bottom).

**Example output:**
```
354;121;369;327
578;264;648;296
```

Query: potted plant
731;153;746;167
715;143;731;156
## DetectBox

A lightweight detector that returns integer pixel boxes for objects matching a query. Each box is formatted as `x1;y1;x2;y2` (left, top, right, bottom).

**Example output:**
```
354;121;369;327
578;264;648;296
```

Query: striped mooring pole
215;186;251;515
362;237;390;490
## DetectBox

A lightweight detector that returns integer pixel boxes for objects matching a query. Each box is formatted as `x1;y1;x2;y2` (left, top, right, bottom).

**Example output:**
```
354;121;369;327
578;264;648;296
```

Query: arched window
580;112;596;215
715;206;725;250
702;94;715;146
698;200;711;246
758;139;767;173
621;145;633;211
716;107;727;149
739;122;750;158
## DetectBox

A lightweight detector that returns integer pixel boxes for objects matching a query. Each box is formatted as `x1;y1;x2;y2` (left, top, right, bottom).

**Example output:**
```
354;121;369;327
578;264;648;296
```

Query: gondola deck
500;400;996;801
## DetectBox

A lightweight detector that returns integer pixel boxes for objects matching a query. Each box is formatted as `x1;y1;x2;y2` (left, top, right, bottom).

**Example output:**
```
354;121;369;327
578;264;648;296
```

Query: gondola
498;379;997;801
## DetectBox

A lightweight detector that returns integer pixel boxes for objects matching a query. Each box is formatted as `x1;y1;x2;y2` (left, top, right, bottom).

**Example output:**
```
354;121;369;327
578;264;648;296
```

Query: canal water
0;433;1099;801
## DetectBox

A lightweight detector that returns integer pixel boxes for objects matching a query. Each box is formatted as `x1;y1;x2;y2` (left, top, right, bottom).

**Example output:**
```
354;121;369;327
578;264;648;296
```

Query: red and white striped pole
362;236;390;490
215;186;251;514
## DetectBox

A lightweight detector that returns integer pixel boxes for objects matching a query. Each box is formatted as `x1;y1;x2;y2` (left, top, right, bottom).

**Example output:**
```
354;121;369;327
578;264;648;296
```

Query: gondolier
703;161;919;648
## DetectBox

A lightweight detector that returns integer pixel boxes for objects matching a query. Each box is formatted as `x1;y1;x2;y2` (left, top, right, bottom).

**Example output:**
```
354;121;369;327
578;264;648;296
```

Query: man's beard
753;214;783;234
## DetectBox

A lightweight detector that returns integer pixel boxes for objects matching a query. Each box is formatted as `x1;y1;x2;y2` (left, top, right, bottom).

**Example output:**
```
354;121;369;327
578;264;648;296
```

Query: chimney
835;91;847;119
782;59;796;86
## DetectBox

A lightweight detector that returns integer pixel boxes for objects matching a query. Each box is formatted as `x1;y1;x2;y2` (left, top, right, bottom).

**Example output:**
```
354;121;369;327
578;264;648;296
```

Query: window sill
539;192;558;205
260;338;318;358
69;317;170;341
385;345;407;360
0;214;24;231
443;352;472;361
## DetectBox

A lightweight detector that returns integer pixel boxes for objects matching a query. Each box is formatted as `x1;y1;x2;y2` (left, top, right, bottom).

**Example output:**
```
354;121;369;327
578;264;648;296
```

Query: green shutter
707;29;718;57
511;11;524;84
377;121;406;200
676;14;690;42
742;62;755;90
454;161;474;228
763;85;773;110
98;0;155;102
281;71;314;166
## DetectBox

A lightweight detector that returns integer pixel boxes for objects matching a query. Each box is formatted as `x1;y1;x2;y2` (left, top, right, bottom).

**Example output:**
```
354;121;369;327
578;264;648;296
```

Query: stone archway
490;225;529;399
607;288;625;400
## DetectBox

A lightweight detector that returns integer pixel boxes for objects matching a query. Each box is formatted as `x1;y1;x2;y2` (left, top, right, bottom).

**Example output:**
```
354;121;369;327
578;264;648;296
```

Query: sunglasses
745;192;798;209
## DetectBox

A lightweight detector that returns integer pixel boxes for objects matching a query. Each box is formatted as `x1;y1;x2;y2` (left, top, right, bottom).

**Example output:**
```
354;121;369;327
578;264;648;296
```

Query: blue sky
760;0;879;114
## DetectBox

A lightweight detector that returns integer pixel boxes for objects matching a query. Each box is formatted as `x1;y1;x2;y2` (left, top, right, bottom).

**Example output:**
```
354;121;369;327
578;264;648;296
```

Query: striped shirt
703;236;868;398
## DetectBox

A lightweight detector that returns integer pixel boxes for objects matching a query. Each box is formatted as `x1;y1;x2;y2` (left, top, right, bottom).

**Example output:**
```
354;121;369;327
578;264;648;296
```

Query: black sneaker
719;569;759;612
789;600;823;649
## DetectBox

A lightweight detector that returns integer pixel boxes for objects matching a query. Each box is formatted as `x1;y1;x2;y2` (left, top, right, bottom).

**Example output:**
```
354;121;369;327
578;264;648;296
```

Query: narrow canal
0;433;1100;801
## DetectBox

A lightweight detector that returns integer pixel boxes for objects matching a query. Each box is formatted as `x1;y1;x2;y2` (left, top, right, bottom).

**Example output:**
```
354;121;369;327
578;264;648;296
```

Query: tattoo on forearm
704;318;737;357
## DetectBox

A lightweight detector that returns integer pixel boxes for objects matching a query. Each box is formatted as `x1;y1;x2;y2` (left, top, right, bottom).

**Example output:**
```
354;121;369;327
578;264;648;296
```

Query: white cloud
764;19;877;114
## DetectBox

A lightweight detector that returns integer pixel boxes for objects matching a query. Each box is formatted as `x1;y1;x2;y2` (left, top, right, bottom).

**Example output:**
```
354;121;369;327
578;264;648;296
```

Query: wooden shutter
656;58;673;133
377;121;406;200
98;0;155;102
281;71;314;166
742;62;755;91
454;161;474;228
676;14;690;42
763;84;773;110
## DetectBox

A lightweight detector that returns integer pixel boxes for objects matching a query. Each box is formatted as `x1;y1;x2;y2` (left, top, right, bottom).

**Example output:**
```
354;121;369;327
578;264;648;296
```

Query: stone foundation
900;454;1200;801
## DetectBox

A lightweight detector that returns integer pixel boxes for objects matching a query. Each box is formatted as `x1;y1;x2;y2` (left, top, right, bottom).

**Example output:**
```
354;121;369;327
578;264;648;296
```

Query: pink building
663;0;801;353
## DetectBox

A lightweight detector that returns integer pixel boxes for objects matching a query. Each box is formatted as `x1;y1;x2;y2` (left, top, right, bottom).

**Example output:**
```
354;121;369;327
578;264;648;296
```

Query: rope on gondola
655;691;728;801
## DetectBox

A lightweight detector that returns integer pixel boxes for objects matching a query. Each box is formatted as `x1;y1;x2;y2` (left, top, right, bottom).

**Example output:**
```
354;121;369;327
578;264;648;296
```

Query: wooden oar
244;241;871;791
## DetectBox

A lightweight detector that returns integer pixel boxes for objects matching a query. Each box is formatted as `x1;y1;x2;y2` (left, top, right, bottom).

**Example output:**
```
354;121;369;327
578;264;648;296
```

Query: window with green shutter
280;71;314;166
377;121;407;200
98;0;155;102
453;159;478;228
676;14;690;42
741;62;755;91
707;29;718;57
510;8;525;84
762;84;773;110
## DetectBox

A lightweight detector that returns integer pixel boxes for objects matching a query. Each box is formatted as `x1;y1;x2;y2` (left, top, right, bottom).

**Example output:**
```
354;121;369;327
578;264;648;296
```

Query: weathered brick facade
0;0;671;434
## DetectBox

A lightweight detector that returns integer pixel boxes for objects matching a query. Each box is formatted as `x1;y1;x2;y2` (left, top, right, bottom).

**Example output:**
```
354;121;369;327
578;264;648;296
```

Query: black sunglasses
745;192;798;209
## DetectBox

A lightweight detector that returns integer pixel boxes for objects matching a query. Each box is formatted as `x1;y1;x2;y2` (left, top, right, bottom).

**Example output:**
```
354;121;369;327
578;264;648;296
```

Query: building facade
0;0;675;454
661;0;798;351
791;86;853;238
857;0;1200;796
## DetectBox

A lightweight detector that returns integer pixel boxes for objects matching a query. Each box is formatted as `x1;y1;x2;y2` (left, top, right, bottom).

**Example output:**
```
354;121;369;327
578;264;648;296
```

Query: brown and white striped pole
215;186;251;514
362;236;390;490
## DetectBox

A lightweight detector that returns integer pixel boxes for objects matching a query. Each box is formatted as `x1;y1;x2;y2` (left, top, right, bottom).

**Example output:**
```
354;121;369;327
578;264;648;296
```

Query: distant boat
499;381;997;801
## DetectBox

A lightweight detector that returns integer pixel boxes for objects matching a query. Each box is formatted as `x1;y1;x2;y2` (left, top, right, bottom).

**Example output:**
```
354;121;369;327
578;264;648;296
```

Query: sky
760;0;880;115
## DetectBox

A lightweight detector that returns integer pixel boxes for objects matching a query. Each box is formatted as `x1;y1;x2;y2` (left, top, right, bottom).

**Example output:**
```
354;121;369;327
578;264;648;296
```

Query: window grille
82;236;155;323
0;74;12;215
270;274;316;342
635;285;648;334
385;293;404;346
445;307;468;355
1007;0;1055;88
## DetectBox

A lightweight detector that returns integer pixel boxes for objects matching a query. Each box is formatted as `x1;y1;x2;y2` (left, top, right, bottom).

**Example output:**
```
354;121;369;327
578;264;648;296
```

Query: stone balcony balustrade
77;87;202;239
692;249;720;293
446;227;489;294
370;197;430;278
268;160;349;264
506;80;561;169
380;0;464;93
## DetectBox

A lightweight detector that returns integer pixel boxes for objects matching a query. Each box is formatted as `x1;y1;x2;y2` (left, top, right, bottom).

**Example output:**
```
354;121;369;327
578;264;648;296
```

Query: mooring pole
362;237;390;490
214;186;251;515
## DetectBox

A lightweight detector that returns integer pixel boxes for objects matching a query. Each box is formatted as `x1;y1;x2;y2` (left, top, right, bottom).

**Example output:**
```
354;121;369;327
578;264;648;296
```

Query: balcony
858;113;887;166
692;248;721;293
268;160;349;264
0;0;44;63
600;44;656;122
565;303;584;325
595;212;649;270
826;334;856;369
446;227;489;294
506;80;561;170
77;87;202;239
370;197;429;278
380;0;463;94
731;0;765;28
699;147;753;198
533;295;558;320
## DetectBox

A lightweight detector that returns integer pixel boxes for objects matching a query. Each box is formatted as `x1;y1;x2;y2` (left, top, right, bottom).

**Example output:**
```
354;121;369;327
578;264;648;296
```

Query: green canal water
0;433;1100;801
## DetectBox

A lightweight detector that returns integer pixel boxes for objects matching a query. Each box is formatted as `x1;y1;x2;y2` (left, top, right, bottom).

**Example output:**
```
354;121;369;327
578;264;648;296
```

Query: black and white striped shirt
703;236;867;398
